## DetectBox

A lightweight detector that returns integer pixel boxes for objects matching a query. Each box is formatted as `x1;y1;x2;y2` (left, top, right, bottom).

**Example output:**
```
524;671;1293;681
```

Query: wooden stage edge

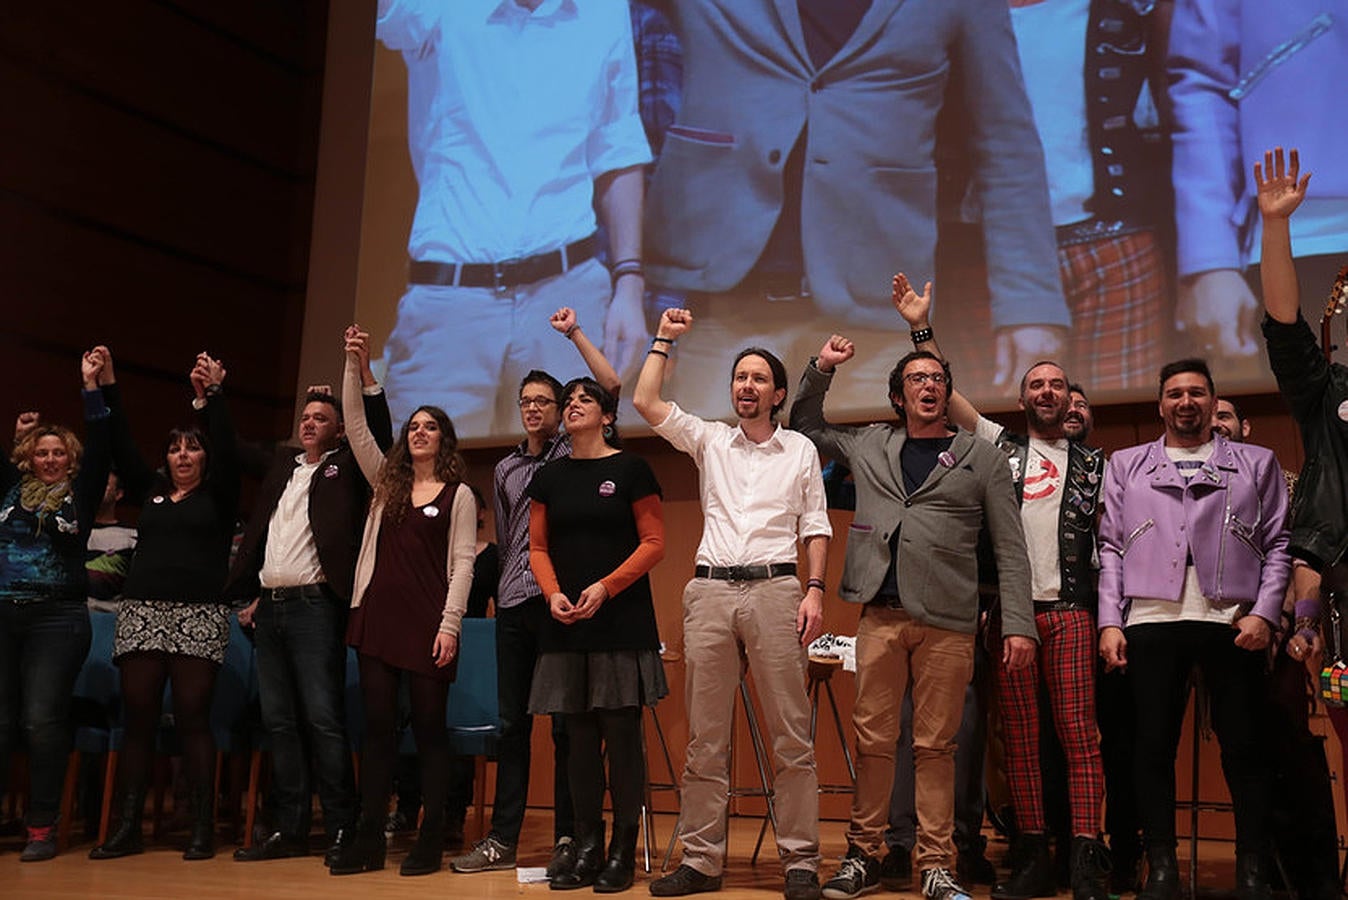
4;812;1242;900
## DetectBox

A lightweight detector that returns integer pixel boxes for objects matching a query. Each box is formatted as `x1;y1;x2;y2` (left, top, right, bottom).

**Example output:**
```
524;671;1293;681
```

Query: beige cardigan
342;355;474;637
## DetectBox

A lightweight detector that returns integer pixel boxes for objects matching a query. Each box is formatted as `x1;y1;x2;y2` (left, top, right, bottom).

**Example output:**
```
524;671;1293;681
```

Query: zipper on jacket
1122;518;1154;554
1230;13;1333;101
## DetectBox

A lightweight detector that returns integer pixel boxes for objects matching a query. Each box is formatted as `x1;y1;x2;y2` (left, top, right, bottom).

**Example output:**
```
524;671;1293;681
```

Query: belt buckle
727;565;750;582
492;255;524;293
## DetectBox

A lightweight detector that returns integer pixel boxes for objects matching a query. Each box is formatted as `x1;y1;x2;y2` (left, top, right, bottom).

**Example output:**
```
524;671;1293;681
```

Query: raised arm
340;326;387;485
597;165;649;377
194;354;241;522
789;335;857;462
100;350;157;504
893;273;979;431
633;308;692;426
550;306;621;396
1255;147;1312;325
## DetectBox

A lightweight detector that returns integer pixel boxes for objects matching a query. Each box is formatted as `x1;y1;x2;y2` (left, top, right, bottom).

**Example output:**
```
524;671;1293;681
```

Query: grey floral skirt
528;649;668;715
114;598;231;664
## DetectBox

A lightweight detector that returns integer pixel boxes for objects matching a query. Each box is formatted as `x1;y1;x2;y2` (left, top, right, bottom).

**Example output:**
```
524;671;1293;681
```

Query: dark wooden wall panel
2;1;330;462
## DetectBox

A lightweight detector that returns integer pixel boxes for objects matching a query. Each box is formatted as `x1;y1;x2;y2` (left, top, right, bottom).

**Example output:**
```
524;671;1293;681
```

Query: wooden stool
807;655;856;794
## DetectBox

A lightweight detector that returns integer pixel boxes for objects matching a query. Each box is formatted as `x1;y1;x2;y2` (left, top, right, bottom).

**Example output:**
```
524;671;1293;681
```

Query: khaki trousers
848;606;974;871
676;576;820;876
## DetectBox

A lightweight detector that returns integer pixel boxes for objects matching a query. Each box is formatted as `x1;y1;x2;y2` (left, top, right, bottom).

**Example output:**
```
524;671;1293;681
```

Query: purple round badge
938;451;956;469
598;480;616;497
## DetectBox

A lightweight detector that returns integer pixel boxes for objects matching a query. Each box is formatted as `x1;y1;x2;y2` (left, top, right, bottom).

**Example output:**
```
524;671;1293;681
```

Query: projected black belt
408;235;598;290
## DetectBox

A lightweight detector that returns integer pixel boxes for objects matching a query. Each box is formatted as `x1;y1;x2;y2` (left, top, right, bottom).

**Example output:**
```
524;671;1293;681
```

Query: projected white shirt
376;0;652;263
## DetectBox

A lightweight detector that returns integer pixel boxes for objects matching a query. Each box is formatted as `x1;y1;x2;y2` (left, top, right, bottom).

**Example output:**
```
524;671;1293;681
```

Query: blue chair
446;618;500;842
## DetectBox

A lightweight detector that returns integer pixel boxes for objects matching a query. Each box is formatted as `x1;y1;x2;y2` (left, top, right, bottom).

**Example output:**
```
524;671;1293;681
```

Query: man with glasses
451;309;619;876
791;327;1034;900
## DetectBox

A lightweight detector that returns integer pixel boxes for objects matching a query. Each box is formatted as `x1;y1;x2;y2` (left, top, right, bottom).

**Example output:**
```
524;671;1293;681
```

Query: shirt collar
512;430;567;460
293;446;340;467
488;0;577;27
731;421;785;450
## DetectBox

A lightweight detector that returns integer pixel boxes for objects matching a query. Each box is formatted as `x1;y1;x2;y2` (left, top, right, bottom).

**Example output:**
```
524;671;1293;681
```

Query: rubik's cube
1321;663;1348;707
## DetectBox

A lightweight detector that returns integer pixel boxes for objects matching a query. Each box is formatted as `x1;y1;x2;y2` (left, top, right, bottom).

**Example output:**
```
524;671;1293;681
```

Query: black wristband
648;348;669;359
652;337;675;345
910;327;933;345
806;578;826;592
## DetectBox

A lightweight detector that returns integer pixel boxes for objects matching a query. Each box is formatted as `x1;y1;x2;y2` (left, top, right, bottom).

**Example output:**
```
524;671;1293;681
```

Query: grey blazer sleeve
981;443;1035;640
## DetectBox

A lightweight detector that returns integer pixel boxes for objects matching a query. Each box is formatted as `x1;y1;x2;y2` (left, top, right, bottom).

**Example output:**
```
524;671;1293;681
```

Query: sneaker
786;867;824;900
880;846;913;891
649;863;724;896
922;867;974;900
449;834;516;872
20;824;57;862
822;849;879;899
546;836;577;878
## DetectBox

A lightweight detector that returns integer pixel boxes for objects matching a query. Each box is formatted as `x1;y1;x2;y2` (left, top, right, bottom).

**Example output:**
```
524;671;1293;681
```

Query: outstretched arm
341;326;387;485
597;165;648;377
633;308;692;426
550;306;621;396
1255;147;1312;325
893;273;980;431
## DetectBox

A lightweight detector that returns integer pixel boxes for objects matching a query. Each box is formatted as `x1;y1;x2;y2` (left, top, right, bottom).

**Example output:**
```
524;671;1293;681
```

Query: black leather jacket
1263;313;1348;570
991;431;1105;610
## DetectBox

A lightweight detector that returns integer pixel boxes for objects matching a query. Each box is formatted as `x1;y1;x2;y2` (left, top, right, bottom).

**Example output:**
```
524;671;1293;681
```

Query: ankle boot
594;824;639;893
400;820;445;876
182;785;215;860
329;816;387;876
90;788;146;859
993;833;1056;900
1138;845;1180;900
1235;853;1273;900
1069;837;1112;900
550;822;605;890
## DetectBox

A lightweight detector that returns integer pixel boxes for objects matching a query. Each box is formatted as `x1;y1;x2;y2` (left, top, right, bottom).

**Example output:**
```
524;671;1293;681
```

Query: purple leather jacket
1098;434;1290;630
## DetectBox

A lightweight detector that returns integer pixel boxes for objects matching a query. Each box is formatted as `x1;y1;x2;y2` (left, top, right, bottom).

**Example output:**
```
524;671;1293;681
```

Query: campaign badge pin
324;464;339;478
152;495;165;504
423;505;440;518
598;480;616;497
938;451;956;469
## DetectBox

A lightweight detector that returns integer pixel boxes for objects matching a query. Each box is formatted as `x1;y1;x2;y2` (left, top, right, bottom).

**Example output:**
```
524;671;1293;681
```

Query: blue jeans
0;599;91;826
489;596;574;846
253;590;357;838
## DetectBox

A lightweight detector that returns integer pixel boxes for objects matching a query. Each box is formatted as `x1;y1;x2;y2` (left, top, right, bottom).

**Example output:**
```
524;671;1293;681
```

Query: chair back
72;610;120;749
446;617;500;756
208;613;257;750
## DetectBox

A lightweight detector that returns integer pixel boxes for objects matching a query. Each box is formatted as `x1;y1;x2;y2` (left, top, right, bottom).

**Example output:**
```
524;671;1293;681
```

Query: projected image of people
642;0;1070;417
373;0;651;435
1169;0;1348;378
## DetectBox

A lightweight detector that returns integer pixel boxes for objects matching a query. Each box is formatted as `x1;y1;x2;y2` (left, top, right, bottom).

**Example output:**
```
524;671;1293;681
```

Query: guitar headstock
1331;265;1348;319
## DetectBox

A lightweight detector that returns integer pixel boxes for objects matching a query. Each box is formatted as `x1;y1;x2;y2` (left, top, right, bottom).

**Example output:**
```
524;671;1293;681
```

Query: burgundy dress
347;484;457;681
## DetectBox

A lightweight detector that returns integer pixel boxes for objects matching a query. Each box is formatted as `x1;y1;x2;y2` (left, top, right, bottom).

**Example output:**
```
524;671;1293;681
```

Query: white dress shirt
376;0;652;263
259;451;332;589
654;403;832;567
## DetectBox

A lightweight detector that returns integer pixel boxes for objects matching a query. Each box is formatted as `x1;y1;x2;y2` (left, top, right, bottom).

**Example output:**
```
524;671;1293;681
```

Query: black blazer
227;391;392;603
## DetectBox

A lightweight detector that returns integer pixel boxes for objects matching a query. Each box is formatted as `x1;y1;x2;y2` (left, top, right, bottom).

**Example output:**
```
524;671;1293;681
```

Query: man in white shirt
634;308;832;900
374;0;652;437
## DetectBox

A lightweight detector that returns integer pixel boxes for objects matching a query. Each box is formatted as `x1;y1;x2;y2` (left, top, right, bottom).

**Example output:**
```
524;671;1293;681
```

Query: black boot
329;816;387;876
400;821;445;876
1138;845;1180;900
1235;853;1273;900
1069;837;1112;900
89;788;146;860
594;824;639;893
550;823;605;890
993;833;1056;900
1108;834;1143;895
183;785;216;860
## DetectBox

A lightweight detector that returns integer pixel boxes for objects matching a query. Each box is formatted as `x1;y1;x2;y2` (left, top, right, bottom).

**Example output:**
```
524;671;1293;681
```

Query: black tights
359;654;449;830
566;706;645;838
117;651;219;793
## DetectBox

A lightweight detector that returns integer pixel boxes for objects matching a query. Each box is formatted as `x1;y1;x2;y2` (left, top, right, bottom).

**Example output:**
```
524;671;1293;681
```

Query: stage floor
3;812;1240;899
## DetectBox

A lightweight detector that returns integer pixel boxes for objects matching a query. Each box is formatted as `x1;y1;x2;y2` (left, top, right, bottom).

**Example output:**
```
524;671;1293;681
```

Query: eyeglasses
904;371;947;386
519;396;557;410
518;396;557;410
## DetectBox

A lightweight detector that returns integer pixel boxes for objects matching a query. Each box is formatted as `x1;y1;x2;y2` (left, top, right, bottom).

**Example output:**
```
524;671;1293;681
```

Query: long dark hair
561;377;621;449
375;405;466;523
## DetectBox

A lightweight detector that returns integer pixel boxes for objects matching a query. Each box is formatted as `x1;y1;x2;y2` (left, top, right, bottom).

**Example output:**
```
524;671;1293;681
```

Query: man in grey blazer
791;339;1036;900
647;0;1067;418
